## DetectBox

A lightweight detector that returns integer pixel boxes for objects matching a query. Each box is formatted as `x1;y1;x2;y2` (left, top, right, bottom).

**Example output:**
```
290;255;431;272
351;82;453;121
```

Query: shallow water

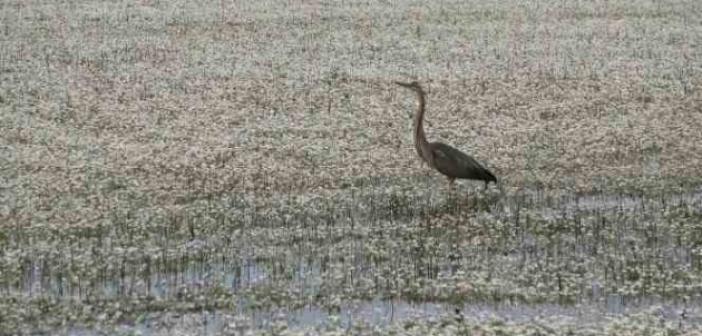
5;186;702;334
65;297;701;335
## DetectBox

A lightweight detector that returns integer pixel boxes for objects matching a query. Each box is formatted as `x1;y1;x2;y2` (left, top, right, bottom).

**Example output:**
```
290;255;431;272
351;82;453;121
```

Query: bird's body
396;81;497;189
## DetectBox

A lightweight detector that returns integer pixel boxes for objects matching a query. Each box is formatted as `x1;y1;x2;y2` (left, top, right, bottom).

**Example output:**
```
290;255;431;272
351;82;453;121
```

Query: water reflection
7;187;702;335
66;298;700;335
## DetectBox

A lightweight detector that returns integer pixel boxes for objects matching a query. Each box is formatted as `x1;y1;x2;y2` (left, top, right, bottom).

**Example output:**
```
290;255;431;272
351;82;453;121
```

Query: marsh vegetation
2;0;702;334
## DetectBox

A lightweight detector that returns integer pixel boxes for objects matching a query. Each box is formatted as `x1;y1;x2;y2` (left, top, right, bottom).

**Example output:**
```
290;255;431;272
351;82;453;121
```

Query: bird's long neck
413;89;432;165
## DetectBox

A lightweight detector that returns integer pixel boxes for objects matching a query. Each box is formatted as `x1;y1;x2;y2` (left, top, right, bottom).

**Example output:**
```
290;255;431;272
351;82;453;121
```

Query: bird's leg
446;178;456;204
448;178;455;192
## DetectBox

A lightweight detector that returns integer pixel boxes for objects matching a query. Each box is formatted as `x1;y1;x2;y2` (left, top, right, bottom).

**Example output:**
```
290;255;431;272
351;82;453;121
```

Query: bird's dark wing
430;142;496;182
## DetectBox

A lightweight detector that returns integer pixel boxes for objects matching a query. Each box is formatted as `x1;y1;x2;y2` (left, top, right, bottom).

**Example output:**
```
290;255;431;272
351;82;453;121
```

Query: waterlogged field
2;0;702;334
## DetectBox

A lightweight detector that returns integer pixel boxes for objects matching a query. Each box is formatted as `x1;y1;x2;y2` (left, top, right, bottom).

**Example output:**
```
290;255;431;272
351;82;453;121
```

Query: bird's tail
485;169;503;196
485;169;497;183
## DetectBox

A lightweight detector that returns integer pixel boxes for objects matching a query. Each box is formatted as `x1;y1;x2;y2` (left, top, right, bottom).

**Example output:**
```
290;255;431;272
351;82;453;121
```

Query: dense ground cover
2;0;702;334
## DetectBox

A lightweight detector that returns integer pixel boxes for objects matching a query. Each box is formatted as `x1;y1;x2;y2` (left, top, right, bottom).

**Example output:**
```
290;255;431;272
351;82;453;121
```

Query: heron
395;81;497;190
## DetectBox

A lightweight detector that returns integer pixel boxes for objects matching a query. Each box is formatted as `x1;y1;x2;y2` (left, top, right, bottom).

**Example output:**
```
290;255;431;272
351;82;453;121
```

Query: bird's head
394;81;424;93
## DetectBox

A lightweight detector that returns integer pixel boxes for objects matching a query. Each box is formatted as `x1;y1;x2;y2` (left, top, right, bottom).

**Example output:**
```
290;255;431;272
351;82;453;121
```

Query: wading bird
395;81;497;190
